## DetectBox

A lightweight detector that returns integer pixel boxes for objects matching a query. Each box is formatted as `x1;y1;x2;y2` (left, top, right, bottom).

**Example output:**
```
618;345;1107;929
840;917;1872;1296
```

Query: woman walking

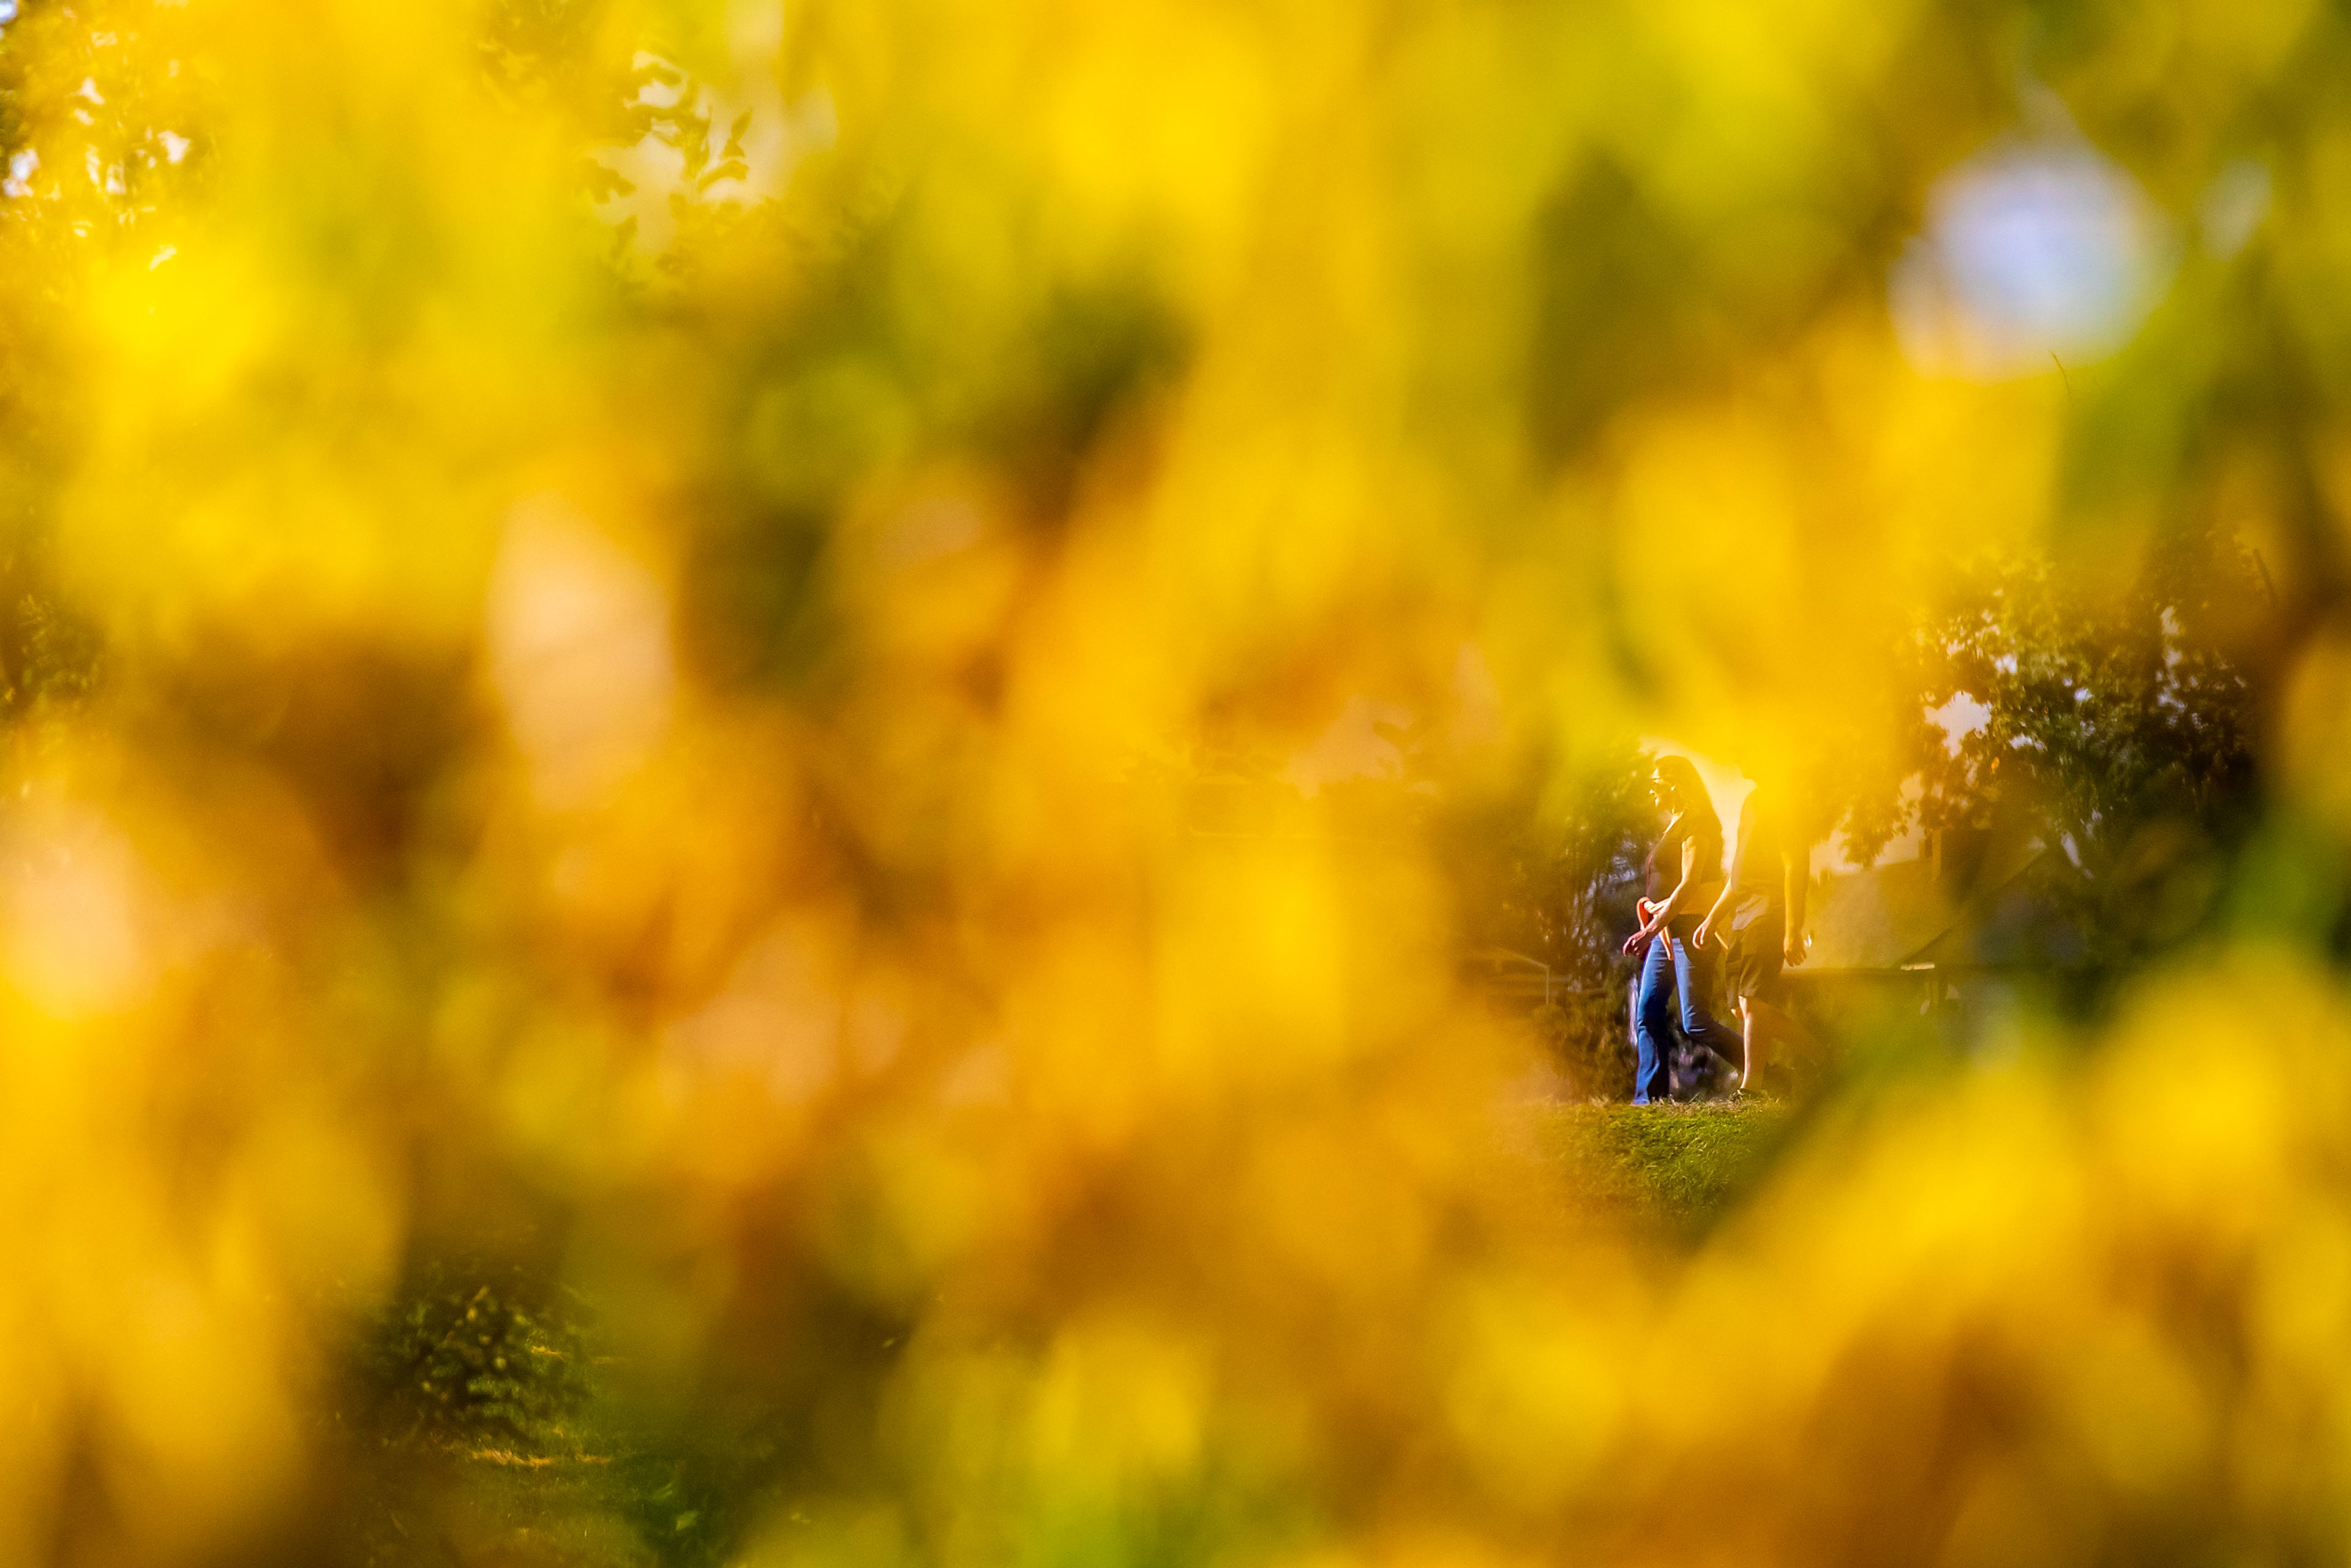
1622;756;1744;1103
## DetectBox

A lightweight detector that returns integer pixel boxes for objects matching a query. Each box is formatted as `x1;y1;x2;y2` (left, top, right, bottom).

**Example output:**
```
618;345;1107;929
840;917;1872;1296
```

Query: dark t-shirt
1728;790;1806;949
1734;792;1786;898
1644;811;1724;906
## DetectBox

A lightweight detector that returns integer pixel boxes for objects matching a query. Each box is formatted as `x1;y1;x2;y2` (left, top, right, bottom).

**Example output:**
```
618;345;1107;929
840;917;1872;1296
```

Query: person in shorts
1695;779;1820;1093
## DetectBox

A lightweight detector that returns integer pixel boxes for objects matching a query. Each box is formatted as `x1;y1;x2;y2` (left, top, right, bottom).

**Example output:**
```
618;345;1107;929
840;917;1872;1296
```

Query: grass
1532;1098;1791;1234
356;1100;1786;1563
353;1458;658;1567
349;1426;746;1568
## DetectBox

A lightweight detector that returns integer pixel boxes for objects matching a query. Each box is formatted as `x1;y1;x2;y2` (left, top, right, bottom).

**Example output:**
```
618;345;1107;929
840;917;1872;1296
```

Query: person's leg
1738;996;1759;1092
1744;994;1821;1063
1728;921;1782;1092
1668;929;1744;1080
1633;935;1674;1104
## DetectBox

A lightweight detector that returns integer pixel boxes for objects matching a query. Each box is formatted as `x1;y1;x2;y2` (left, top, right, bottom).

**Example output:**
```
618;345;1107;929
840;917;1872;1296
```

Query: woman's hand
1623;899;1661;956
1784;931;1807;967
1693;912;1718;950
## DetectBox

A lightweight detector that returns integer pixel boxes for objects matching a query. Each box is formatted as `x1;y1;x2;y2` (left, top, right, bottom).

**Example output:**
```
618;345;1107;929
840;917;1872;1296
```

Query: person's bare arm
1695;806;1755;948
1783;843;1809;966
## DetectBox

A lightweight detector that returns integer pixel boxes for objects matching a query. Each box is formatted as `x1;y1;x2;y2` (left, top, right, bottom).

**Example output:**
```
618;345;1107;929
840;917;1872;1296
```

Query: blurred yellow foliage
0;0;2347;1562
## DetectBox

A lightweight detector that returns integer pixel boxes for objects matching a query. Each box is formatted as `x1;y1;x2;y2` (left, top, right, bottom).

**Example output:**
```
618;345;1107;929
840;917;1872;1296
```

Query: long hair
1649;754;1723;870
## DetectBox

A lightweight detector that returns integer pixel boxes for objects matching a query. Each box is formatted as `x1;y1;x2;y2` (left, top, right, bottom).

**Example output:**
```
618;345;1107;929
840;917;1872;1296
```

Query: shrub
1531;989;1637;1099
355;1264;593;1458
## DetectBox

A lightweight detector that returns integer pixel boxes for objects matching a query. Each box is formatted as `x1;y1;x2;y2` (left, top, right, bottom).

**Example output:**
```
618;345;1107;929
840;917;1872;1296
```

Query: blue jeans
1633;923;1744;1103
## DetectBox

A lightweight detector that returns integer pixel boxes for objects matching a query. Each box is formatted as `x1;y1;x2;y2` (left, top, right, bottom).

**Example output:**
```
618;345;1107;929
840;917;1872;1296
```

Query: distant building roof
1804;823;2080;973
1807;855;1954;970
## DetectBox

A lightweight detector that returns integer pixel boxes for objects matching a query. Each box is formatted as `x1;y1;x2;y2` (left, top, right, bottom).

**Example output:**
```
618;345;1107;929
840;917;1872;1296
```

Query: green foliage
345;1267;754;1566
1913;527;2264;962
1528;991;1635;1098
7;589;99;716
1447;737;1653;989
358;1265;593;1457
